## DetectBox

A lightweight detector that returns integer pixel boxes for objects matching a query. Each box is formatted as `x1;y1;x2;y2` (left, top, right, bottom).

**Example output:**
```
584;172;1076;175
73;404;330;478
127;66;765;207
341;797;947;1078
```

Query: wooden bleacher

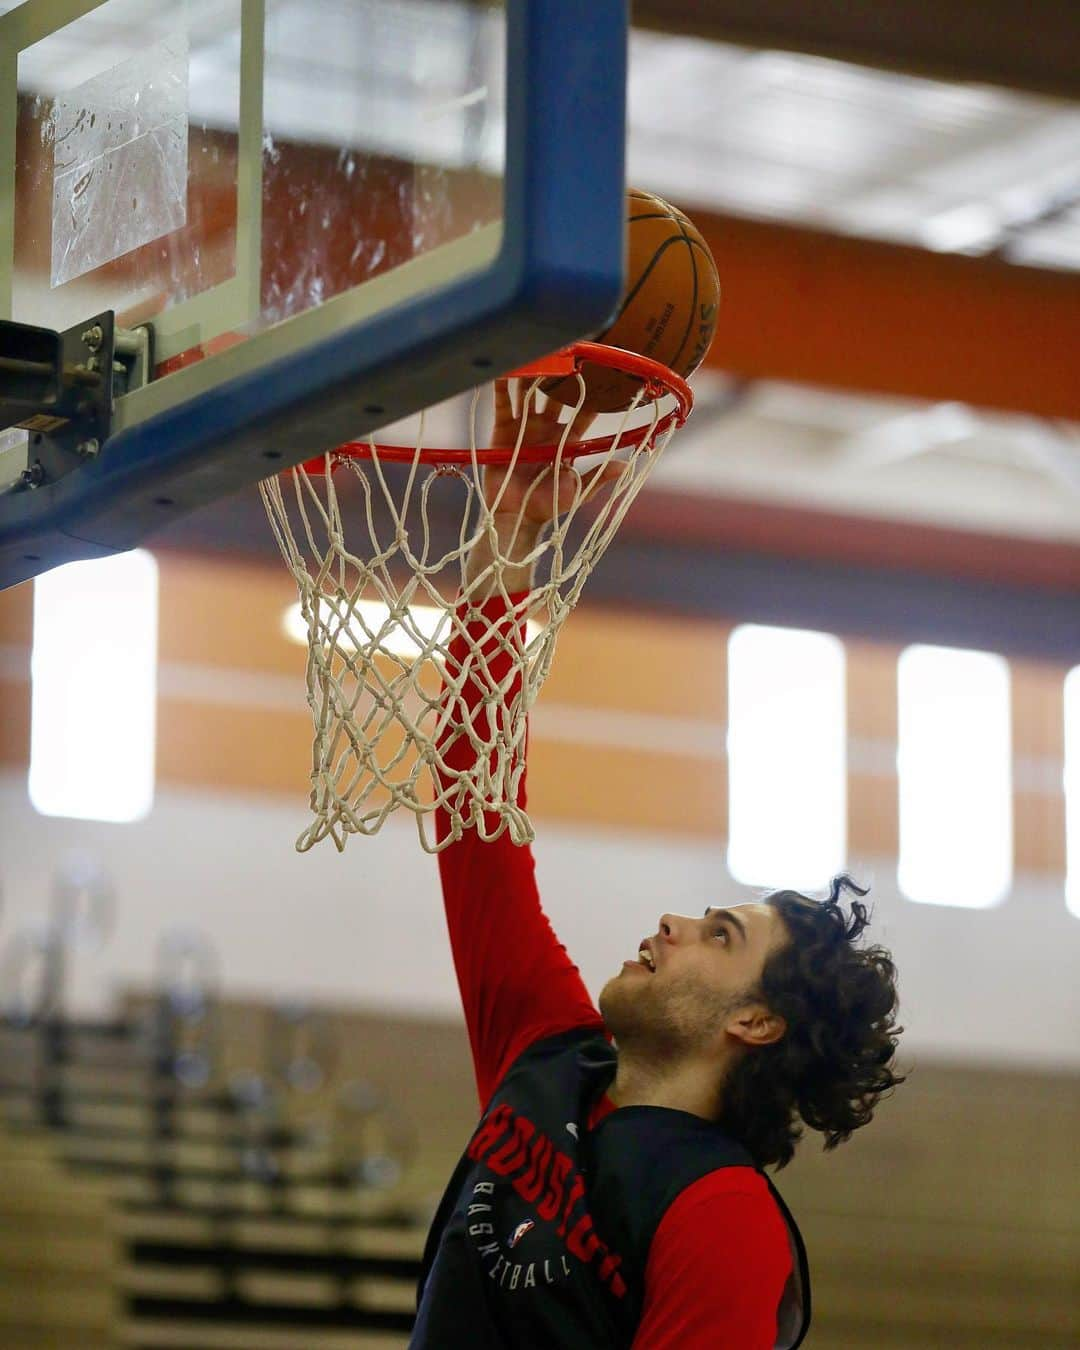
0;1123;118;1350
0;1005;427;1350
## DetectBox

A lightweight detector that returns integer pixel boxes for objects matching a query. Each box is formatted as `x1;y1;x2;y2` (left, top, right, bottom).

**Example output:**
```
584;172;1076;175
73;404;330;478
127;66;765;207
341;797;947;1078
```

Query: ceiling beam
630;0;1080;100
692;211;1080;420
583;535;1080;663
614;488;1080;594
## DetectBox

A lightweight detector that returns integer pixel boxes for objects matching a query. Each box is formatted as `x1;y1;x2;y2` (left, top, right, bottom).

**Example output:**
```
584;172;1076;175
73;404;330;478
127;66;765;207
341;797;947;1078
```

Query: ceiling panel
627;32;1080;268
647;372;1080;546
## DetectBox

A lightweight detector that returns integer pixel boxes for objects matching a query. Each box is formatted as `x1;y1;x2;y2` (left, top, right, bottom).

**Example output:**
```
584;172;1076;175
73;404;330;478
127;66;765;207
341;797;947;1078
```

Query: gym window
1066;667;1080;919
30;550;158;823
897;644;1011;908
727;624;847;890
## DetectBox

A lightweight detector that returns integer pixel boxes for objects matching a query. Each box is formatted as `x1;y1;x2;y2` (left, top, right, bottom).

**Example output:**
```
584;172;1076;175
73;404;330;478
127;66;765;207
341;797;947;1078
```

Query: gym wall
0;552;1075;1067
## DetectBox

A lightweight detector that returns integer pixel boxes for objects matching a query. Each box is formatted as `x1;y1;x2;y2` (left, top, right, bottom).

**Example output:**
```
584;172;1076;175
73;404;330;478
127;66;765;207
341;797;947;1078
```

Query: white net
259;368;685;853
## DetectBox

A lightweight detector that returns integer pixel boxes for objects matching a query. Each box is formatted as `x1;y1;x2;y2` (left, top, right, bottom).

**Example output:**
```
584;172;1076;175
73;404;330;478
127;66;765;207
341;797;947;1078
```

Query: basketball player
411;384;905;1348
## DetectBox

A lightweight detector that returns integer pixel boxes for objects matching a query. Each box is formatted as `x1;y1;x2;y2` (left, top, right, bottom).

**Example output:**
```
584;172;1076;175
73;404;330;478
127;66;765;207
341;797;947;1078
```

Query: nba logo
508;1220;535;1250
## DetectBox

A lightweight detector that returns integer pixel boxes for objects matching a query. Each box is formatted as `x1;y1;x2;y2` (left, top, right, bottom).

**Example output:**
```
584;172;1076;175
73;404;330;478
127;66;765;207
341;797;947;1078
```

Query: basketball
542;187;721;413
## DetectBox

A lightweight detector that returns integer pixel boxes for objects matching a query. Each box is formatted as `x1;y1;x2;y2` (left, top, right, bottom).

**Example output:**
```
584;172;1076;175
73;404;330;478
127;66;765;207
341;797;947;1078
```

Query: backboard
0;0;628;589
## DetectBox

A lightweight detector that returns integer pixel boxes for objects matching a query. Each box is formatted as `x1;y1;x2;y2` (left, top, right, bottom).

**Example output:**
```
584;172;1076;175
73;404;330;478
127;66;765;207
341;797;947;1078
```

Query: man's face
598;902;788;1056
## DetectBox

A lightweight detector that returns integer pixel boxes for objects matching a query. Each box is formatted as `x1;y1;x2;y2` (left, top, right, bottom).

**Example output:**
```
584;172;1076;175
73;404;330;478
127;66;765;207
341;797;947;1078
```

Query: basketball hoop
259;341;693;854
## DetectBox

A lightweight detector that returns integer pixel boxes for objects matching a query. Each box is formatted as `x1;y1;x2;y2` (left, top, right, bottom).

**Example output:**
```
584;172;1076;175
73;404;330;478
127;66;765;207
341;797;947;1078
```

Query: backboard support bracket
0;313;152;492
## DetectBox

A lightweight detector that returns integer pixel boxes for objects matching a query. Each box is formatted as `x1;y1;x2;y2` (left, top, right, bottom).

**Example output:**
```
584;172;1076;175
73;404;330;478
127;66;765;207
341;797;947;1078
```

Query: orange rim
294;341;693;473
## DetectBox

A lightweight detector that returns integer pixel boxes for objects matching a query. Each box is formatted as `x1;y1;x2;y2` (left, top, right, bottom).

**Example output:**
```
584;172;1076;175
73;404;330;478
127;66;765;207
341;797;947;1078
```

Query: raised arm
435;384;618;1109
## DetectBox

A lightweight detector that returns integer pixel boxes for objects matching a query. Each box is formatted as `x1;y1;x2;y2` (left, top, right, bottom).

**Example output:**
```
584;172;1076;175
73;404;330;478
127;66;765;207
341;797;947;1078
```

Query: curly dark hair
721;875;905;1170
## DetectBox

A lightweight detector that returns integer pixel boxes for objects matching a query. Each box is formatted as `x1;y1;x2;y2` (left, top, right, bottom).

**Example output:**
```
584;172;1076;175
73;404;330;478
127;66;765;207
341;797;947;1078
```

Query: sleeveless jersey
411;1027;811;1348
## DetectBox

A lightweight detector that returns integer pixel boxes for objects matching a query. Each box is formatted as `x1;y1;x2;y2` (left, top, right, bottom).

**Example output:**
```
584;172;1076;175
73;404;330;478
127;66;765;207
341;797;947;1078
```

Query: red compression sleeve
631;1170;792;1350
436;594;605;1110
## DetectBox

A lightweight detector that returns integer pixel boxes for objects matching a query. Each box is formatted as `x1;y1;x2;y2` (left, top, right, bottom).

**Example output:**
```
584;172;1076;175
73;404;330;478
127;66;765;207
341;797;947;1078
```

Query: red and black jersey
413;1027;810;1348
411;595;811;1349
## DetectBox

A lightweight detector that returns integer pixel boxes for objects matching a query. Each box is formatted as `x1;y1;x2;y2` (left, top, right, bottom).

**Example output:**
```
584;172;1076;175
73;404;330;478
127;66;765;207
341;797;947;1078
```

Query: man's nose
657;914;681;942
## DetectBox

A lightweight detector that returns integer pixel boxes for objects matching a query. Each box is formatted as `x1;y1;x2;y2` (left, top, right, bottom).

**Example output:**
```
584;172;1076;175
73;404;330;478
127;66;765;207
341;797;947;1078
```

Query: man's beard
598;969;749;1058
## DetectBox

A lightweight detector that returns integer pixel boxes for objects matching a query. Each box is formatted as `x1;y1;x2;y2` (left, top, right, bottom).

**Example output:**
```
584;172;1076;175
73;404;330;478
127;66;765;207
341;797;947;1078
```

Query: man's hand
465;380;622;593
483;381;585;525
484;379;622;523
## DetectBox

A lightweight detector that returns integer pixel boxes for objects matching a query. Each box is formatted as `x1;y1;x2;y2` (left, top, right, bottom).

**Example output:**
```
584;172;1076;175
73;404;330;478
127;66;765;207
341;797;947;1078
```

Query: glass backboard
0;0;627;588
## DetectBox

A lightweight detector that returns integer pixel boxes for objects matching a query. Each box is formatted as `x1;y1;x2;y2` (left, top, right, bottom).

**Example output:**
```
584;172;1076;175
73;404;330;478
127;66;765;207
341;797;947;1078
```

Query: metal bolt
78;438;100;458
81;324;104;350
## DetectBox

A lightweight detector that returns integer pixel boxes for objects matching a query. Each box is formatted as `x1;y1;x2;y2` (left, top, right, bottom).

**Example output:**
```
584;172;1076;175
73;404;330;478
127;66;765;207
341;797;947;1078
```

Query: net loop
259;342;692;853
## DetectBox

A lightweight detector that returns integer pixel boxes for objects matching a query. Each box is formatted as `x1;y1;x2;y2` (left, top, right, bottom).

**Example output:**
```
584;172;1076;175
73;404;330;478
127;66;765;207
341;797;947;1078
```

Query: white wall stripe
530;702;728;760
846;737;898;777
156;661;307;712
0;642;30;682
1;647;1071;797
1013;754;1067;796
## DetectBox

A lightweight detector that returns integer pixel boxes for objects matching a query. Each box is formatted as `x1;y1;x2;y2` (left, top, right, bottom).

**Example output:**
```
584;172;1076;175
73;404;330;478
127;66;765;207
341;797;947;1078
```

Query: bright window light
897;645;1011;908
283;599;542;661
30;550;158;823
727;624;846;890
1066;667;1080;919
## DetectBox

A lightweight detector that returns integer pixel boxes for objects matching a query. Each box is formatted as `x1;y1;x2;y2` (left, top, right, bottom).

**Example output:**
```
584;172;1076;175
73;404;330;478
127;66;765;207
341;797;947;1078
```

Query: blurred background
1;2;1078;1348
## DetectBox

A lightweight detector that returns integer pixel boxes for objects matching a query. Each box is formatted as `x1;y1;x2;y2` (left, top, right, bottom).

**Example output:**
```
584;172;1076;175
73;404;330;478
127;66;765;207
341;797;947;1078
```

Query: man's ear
726;1005;786;1049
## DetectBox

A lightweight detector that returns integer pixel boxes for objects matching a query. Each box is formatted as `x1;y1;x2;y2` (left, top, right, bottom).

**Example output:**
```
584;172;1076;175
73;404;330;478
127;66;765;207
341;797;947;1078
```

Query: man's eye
714;927;728;943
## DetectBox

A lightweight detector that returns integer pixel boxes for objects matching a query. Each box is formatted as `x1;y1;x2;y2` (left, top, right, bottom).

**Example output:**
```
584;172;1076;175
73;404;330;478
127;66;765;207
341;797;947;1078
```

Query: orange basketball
543;187;720;413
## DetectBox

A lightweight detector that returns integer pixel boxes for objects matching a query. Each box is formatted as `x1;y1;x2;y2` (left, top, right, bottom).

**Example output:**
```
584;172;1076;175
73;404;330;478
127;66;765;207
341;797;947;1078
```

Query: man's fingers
585;460;624;495
554;458;625;510
564;401;598;443
493;379;515;424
